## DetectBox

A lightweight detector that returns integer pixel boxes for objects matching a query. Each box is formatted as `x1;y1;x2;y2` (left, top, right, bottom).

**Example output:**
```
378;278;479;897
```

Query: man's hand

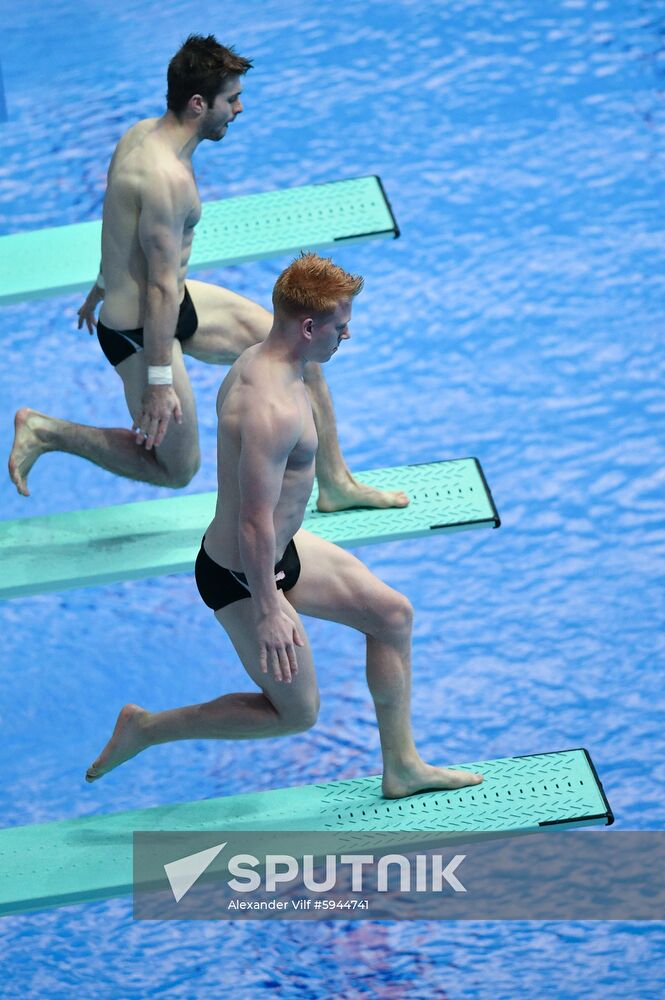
133;384;183;449
77;284;105;334
257;610;305;683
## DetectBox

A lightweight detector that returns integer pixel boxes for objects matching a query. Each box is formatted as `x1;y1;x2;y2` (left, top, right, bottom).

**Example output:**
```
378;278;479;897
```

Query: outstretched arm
237;403;305;682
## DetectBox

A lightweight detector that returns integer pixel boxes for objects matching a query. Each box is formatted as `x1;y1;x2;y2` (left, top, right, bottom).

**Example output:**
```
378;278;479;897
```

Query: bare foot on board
382;760;483;799
317;474;409;513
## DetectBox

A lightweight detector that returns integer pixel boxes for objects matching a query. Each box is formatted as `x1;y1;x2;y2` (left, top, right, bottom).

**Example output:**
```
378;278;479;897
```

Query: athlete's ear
301;318;314;342
188;93;207;116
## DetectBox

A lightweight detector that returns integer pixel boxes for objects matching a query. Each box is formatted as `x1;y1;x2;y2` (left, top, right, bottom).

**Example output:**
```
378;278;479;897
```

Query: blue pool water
1;0;664;996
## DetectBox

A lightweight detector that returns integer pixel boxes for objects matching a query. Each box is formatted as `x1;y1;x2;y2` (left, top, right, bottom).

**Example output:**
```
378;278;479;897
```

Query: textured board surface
0;176;398;305
0;458;500;600
0;749;612;916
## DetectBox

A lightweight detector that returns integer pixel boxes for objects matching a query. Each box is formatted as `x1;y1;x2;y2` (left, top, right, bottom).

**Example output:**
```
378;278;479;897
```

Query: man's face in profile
310;300;352;363
200;76;244;141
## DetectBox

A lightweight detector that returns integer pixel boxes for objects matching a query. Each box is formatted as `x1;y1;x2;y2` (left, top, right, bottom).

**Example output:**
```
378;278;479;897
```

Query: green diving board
0;458;499;600
0;749;613;916
0;175;398;305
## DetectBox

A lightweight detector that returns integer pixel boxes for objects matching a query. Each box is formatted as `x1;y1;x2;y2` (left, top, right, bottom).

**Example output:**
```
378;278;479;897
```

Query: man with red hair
86;254;483;798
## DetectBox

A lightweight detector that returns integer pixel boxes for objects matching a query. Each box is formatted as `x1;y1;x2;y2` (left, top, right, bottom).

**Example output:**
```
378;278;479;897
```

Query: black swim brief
96;284;198;367
194;538;301;612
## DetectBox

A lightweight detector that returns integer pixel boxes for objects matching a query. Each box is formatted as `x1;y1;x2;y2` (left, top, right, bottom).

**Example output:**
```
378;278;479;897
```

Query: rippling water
1;1;664;997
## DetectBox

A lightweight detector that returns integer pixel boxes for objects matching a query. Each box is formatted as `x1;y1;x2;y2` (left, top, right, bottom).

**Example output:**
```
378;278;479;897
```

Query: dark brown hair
167;34;252;116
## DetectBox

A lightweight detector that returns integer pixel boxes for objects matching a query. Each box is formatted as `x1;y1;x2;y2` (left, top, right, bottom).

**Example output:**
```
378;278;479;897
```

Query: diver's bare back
205;345;318;569
100;118;201;329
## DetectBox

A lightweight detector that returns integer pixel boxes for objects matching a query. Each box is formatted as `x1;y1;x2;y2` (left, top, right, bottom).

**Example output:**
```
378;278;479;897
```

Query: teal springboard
0;458;500;600
0;749;612;916
0;175;398;305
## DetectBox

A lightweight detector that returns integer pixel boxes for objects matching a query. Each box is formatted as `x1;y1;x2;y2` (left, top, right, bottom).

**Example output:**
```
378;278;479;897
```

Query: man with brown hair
9;34;407;513
86;254;483;797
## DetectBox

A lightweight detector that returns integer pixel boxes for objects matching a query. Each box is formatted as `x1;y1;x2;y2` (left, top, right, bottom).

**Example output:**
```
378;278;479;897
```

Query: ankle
316;469;354;492
382;750;422;774
31;414;58;450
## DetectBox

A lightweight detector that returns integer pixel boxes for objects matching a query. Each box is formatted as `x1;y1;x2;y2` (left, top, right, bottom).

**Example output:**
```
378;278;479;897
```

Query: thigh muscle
215;592;319;720
285;530;403;636
116;339;200;474
184;279;272;364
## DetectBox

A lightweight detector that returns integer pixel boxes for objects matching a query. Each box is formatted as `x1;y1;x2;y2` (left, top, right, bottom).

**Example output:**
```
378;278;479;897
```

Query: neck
157;110;202;161
261;326;308;380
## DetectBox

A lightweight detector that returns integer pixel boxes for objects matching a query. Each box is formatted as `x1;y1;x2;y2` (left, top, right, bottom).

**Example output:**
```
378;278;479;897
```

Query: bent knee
161;452;201;489
279;695;320;734
376;591;413;639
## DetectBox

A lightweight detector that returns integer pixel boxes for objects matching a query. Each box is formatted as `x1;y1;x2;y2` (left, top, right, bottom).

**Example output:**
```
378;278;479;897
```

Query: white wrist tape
96;271;105;291
147;365;173;385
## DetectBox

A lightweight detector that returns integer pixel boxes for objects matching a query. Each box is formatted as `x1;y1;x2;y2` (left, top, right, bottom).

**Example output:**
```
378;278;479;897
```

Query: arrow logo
164;842;227;902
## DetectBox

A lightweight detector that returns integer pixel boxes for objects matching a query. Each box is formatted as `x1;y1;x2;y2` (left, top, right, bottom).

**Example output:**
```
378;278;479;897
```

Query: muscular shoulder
138;162;193;218
221;357;303;453
122;117;160;144
110;125;192;204
109;119;158;175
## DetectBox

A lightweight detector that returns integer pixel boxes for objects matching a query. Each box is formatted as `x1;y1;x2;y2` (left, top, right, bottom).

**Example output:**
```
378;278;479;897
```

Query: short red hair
272;252;364;318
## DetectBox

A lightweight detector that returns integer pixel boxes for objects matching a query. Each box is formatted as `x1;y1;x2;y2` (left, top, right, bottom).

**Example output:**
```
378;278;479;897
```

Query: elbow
146;278;179;300
238;513;274;548
144;268;180;304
